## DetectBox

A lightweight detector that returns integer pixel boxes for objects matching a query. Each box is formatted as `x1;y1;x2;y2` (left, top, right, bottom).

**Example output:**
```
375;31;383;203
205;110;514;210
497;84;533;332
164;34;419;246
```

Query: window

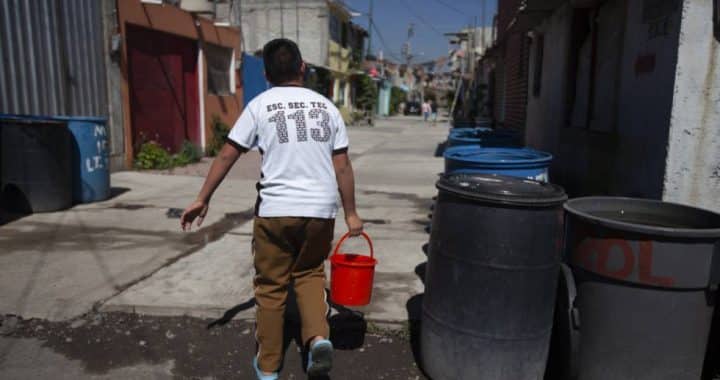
341;22;348;48
330;14;341;43
205;44;235;96
532;34;544;97
338;80;346;105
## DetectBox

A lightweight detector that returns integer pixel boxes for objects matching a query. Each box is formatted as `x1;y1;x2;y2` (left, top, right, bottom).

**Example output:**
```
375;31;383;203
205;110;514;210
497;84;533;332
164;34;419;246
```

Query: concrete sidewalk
0;116;448;325
103;116;447;323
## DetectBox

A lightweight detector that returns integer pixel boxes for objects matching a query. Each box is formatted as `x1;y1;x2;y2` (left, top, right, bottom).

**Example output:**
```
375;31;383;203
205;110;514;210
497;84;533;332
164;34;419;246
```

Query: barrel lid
436;173;567;207
444;147;553;165
52;115;108;122
0;114;64;125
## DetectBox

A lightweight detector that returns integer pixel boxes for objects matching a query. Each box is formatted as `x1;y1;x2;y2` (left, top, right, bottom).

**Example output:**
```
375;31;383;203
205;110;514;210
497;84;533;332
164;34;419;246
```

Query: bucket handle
332;232;374;259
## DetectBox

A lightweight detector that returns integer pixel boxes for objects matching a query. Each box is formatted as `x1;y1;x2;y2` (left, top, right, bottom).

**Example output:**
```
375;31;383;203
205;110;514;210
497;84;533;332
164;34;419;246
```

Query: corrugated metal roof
0;0;108;117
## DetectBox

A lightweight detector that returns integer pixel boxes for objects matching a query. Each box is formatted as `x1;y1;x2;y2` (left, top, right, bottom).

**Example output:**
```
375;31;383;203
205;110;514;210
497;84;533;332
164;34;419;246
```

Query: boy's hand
345;213;364;237
181;200;209;231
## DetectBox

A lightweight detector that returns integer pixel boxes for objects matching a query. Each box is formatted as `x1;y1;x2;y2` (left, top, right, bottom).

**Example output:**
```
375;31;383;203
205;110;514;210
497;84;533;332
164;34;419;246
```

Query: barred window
206;44;235;96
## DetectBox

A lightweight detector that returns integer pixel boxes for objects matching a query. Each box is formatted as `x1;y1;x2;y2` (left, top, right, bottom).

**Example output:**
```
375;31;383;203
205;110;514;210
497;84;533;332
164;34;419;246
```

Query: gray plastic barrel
563;197;720;380
0;115;73;212
422;174;567;379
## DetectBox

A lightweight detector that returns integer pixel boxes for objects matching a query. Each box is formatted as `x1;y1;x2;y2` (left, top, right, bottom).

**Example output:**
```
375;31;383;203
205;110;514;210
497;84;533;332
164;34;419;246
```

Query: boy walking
180;39;363;379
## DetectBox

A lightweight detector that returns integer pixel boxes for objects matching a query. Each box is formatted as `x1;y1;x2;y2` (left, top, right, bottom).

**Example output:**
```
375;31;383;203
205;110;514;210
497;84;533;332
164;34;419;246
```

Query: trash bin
444;146;553;182
422;173;567;379
0;114;73;212
564;197;720;380
451;119;476;128
447;128;522;148
53;116;110;203
451;119;494;129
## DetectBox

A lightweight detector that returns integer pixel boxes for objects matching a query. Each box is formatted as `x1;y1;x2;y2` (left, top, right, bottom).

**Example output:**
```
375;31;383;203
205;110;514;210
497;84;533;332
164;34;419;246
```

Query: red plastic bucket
330;232;377;306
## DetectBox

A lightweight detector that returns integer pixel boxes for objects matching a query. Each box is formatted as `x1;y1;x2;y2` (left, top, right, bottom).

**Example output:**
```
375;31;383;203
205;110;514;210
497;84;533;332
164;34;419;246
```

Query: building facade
118;0;243;166
521;0;720;212
239;0;366;115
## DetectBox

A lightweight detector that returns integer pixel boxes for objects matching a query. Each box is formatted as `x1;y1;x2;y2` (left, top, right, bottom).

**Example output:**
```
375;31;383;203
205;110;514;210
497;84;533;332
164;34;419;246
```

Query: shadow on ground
406;261;429;379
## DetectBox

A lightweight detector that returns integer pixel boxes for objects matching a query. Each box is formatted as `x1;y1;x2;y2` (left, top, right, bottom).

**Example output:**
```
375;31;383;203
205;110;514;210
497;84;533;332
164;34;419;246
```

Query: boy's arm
333;150;363;236
181;142;245;231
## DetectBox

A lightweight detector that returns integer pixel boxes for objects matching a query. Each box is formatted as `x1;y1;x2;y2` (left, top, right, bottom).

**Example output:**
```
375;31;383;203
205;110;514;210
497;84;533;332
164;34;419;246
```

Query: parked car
404;101;421;115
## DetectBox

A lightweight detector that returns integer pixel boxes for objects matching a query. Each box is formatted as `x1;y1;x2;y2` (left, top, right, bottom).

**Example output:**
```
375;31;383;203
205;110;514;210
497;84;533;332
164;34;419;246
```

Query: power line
370;20;403;61
399;0;445;37
431;0;467;15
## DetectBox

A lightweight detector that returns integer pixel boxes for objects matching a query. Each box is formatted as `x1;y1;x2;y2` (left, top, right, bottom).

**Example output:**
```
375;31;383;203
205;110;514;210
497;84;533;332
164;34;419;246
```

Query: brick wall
502;32;530;129
495;0;530;130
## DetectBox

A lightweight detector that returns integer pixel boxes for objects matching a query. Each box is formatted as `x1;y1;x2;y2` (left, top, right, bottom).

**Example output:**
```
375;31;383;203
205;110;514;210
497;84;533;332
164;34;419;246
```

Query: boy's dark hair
262;39;303;85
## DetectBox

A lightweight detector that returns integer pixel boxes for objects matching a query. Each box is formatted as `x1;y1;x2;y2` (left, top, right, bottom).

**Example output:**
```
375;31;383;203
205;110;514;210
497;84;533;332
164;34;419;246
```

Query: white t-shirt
227;86;349;219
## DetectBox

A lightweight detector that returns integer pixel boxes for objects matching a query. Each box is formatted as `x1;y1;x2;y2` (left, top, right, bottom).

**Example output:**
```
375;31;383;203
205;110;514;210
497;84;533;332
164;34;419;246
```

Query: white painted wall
663;0;720;212
240;0;328;66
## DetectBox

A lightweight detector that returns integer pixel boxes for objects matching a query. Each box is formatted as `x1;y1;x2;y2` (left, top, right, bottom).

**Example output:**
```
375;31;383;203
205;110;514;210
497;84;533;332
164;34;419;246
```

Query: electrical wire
370;19;403;61
430;0;467;16
399;0;446;37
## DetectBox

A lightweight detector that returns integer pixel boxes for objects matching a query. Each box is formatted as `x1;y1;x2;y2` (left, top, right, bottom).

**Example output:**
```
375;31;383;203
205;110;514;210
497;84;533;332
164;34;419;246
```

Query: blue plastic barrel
452;119;493;129
448;128;522;148
53;116;110;203
448;127;492;138
452;120;476;128
444;146;553;182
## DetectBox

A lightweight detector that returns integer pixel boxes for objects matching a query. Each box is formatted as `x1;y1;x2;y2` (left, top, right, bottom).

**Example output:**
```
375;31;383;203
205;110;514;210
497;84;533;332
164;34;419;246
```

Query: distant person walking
422;100;431;122
180;39;363;380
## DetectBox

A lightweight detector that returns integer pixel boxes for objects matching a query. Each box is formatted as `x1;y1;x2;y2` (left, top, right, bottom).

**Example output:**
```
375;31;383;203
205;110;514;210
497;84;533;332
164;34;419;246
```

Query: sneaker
307;339;333;377
253;356;278;380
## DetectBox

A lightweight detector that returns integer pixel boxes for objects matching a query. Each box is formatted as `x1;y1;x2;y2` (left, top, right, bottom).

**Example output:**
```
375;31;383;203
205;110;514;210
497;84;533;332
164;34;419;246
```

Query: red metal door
127;25;199;153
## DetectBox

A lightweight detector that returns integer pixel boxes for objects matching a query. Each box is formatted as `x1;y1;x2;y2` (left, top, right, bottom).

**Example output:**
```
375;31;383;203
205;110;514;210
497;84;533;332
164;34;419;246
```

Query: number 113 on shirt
269;109;331;144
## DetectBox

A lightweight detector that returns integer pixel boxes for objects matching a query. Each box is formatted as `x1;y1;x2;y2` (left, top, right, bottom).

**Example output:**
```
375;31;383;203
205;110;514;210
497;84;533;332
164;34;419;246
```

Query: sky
343;0;497;63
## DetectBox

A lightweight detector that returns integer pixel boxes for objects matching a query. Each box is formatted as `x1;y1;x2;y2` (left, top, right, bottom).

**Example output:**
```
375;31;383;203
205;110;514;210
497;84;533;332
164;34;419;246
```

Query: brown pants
253;216;335;372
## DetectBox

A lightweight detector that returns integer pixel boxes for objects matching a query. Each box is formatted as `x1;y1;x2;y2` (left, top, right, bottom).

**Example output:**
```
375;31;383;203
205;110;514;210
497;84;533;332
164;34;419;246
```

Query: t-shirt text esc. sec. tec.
227;86;349;219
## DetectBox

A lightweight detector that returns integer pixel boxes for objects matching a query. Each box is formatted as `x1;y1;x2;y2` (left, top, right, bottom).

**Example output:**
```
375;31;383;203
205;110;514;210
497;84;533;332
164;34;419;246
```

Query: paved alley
0;116;447;379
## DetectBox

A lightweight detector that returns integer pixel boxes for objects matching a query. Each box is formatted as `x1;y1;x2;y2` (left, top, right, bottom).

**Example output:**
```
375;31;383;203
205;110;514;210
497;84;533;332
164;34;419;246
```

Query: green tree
354;74;377;111
390;86;406;115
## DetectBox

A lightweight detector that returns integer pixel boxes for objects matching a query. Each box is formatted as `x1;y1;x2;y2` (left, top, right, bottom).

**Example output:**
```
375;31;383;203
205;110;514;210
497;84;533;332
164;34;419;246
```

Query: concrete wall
611;0;681;198
328;39;351;73
525;5;572;170
240;0;328;67
525;0;683;198
663;0;720;212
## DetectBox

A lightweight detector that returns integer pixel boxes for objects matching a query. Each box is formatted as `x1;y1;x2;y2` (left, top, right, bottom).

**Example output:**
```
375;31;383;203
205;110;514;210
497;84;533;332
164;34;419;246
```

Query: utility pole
295;0;299;42
480;0;486;52
402;23;417;101
367;0;374;58
469;17;477;75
